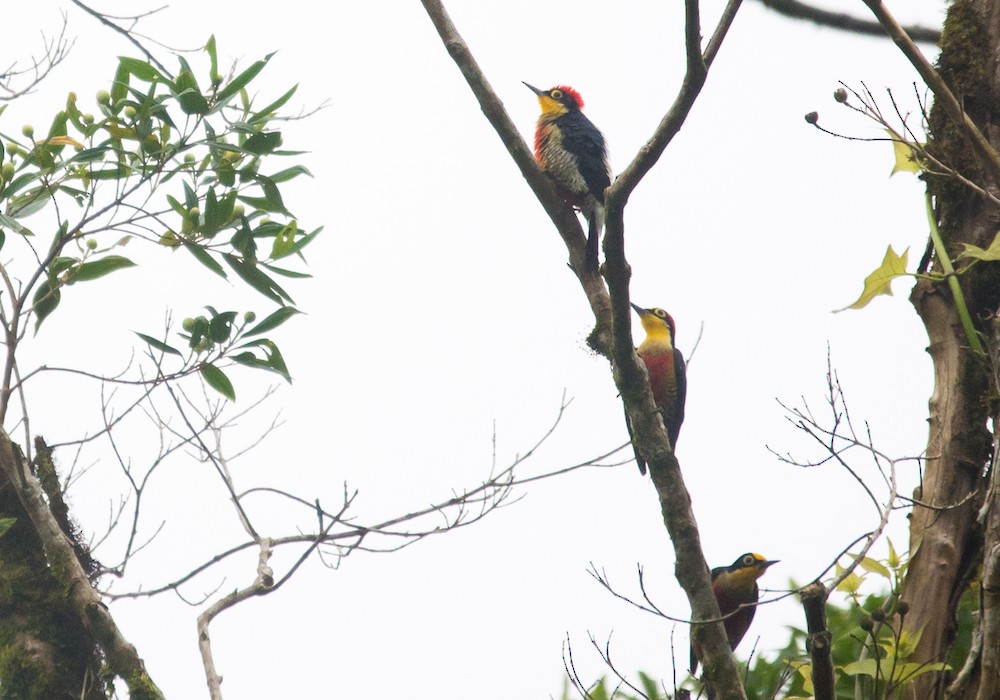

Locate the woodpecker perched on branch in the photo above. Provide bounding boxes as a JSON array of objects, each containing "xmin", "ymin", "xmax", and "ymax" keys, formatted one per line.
[
  {"xmin": 690, "ymin": 553, "xmax": 778, "ymax": 675},
  {"xmin": 627, "ymin": 304, "xmax": 686, "ymax": 475},
  {"xmin": 524, "ymin": 82, "xmax": 610, "ymax": 271}
]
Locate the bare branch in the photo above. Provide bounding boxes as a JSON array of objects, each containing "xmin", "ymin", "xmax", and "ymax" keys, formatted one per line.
[{"xmin": 754, "ymin": 0, "xmax": 940, "ymax": 44}]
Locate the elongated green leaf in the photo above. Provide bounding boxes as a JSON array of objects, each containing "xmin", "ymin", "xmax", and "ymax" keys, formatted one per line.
[
  {"xmin": 267, "ymin": 165, "xmax": 313, "ymax": 183},
  {"xmin": 835, "ymin": 245, "xmax": 909, "ymax": 313},
  {"xmin": 215, "ymin": 54, "xmax": 273, "ymax": 106},
  {"xmin": 8, "ymin": 188, "xmax": 50, "ymax": 219},
  {"xmin": 245, "ymin": 307, "xmax": 300, "ymax": 336},
  {"xmin": 0, "ymin": 517, "xmax": 15, "ymax": 537},
  {"xmin": 200, "ymin": 362, "xmax": 235, "ymax": 401},
  {"xmin": 73, "ymin": 255, "xmax": 136, "ymax": 281},
  {"xmin": 0, "ymin": 213, "xmax": 28, "ymax": 236},
  {"xmin": 250, "ymin": 84, "xmax": 298, "ymax": 124},
  {"xmin": 205, "ymin": 36, "xmax": 219, "ymax": 84},
  {"xmin": 32, "ymin": 279, "xmax": 61, "ymax": 332},
  {"xmin": 222, "ymin": 253, "xmax": 292, "ymax": 304},
  {"xmin": 118, "ymin": 56, "xmax": 163, "ymax": 83},
  {"xmin": 184, "ymin": 242, "xmax": 227, "ymax": 278},
  {"xmin": 135, "ymin": 332, "xmax": 182, "ymax": 356},
  {"xmin": 111, "ymin": 60, "xmax": 130, "ymax": 104}
]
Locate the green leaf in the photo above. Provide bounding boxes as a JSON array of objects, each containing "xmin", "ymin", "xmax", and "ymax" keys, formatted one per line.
[
  {"xmin": 215, "ymin": 54, "xmax": 273, "ymax": 106},
  {"xmin": 958, "ymin": 231, "xmax": 1000, "ymax": 262},
  {"xmin": 111, "ymin": 59, "xmax": 130, "ymax": 104},
  {"xmin": 135, "ymin": 332, "xmax": 182, "ymax": 356},
  {"xmin": 223, "ymin": 253, "xmax": 293, "ymax": 304},
  {"xmin": 205, "ymin": 36, "xmax": 219, "ymax": 85},
  {"xmin": 118, "ymin": 56, "xmax": 163, "ymax": 83},
  {"xmin": 245, "ymin": 307, "xmax": 300, "ymax": 337},
  {"xmin": 32, "ymin": 279, "xmax": 61, "ymax": 333},
  {"xmin": 242, "ymin": 131, "xmax": 282, "ymax": 155},
  {"xmin": 250, "ymin": 84, "xmax": 298, "ymax": 124},
  {"xmin": 0, "ymin": 213, "xmax": 28, "ymax": 236},
  {"xmin": 8, "ymin": 188, "xmax": 50, "ymax": 219},
  {"xmin": 835, "ymin": 245, "xmax": 909, "ymax": 312},
  {"xmin": 73, "ymin": 255, "xmax": 136, "ymax": 282},
  {"xmin": 0, "ymin": 517, "xmax": 14, "ymax": 537},
  {"xmin": 889, "ymin": 129, "xmax": 923, "ymax": 175},
  {"xmin": 268, "ymin": 165, "xmax": 313, "ymax": 183},
  {"xmin": 887, "ymin": 539, "xmax": 900, "ymax": 569},
  {"xmin": 174, "ymin": 66, "xmax": 209, "ymax": 115},
  {"xmin": 858, "ymin": 556, "xmax": 891, "ymax": 579},
  {"xmin": 836, "ymin": 569, "xmax": 864, "ymax": 594},
  {"xmin": 209, "ymin": 311, "xmax": 238, "ymax": 343},
  {"xmin": 200, "ymin": 362, "xmax": 235, "ymax": 401},
  {"xmin": 840, "ymin": 659, "xmax": 879, "ymax": 677},
  {"xmin": 184, "ymin": 242, "xmax": 228, "ymax": 278}
]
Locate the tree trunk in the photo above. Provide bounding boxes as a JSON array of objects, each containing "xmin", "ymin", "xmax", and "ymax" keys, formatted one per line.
[{"xmin": 902, "ymin": 2, "xmax": 1000, "ymax": 697}]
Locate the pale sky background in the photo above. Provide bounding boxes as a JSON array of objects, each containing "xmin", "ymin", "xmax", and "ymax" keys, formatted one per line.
[{"xmin": 6, "ymin": 1, "xmax": 945, "ymax": 698}]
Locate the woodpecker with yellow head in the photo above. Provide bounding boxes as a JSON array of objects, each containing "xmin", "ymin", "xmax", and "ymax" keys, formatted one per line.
[
  {"xmin": 627, "ymin": 304, "xmax": 686, "ymax": 475},
  {"xmin": 690, "ymin": 553, "xmax": 778, "ymax": 675},
  {"xmin": 524, "ymin": 82, "xmax": 611, "ymax": 271}
]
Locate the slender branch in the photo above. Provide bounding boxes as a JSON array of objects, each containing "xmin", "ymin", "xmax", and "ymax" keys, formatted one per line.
[
  {"xmin": 756, "ymin": 0, "xmax": 940, "ymax": 44},
  {"xmin": 861, "ymin": 0, "xmax": 1000, "ymax": 189}
]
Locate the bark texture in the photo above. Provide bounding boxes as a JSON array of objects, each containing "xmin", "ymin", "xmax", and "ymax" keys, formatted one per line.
[{"xmin": 902, "ymin": 2, "xmax": 1000, "ymax": 697}]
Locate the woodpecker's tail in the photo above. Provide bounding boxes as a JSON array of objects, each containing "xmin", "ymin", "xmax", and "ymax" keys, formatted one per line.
[{"xmin": 586, "ymin": 204, "xmax": 605, "ymax": 271}]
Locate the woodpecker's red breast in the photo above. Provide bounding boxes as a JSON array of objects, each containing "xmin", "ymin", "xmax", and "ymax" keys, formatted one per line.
[
  {"xmin": 627, "ymin": 303, "xmax": 686, "ymax": 475},
  {"xmin": 690, "ymin": 553, "xmax": 778, "ymax": 675},
  {"xmin": 524, "ymin": 82, "xmax": 610, "ymax": 270}
]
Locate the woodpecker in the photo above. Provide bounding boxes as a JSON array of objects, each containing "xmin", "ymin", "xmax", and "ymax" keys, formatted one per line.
[
  {"xmin": 690, "ymin": 553, "xmax": 779, "ymax": 675},
  {"xmin": 627, "ymin": 303, "xmax": 686, "ymax": 475},
  {"xmin": 524, "ymin": 82, "xmax": 610, "ymax": 271}
]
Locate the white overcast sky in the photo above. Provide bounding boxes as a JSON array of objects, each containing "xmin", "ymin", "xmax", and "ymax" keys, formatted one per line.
[{"xmin": 7, "ymin": 1, "xmax": 946, "ymax": 697}]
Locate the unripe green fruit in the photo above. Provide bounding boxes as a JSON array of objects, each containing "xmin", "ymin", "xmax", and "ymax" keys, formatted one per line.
[
  {"xmin": 182, "ymin": 318, "xmax": 197, "ymax": 332},
  {"xmin": 124, "ymin": 106, "xmax": 137, "ymax": 119},
  {"xmin": 97, "ymin": 89, "xmax": 111, "ymax": 104},
  {"xmin": 21, "ymin": 124, "xmax": 33, "ymax": 138},
  {"xmin": 1, "ymin": 163, "xmax": 14, "ymax": 182},
  {"xmin": 82, "ymin": 114, "xmax": 95, "ymax": 124},
  {"xmin": 244, "ymin": 311, "xmax": 256, "ymax": 324},
  {"xmin": 86, "ymin": 238, "xmax": 98, "ymax": 250},
  {"xmin": 184, "ymin": 153, "xmax": 196, "ymax": 164}
]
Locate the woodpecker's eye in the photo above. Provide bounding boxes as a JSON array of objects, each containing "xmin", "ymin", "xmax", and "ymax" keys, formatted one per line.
[
  {"xmin": 550, "ymin": 89, "xmax": 564, "ymax": 100},
  {"xmin": 742, "ymin": 554, "xmax": 756, "ymax": 567},
  {"xmin": 654, "ymin": 309, "xmax": 667, "ymax": 318}
]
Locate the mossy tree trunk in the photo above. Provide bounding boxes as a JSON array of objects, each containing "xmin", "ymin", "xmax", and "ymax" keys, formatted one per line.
[{"xmin": 900, "ymin": 1, "xmax": 1000, "ymax": 698}]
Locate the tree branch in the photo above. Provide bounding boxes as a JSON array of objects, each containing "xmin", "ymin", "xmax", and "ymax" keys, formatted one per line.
[
  {"xmin": 860, "ymin": 0, "xmax": 1000, "ymax": 190},
  {"xmin": 755, "ymin": 0, "xmax": 940, "ymax": 44},
  {"xmin": 800, "ymin": 582, "xmax": 836, "ymax": 700}
]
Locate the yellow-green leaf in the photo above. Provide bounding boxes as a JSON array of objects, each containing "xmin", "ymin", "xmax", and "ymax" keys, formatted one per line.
[
  {"xmin": 836, "ymin": 570, "xmax": 864, "ymax": 594},
  {"xmin": 841, "ymin": 659, "xmax": 879, "ymax": 677},
  {"xmin": 859, "ymin": 556, "xmax": 891, "ymax": 579},
  {"xmin": 958, "ymin": 231, "xmax": 1000, "ymax": 262},
  {"xmin": 889, "ymin": 130, "xmax": 923, "ymax": 175},
  {"xmin": 835, "ymin": 245, "xmax": 909, "ymax": 312}
]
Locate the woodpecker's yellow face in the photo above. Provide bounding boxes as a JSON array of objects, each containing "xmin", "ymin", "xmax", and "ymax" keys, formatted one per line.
[
  {"xmin": 716, "ymin": 553, "xmax": 778, "ymax": 588},
  {"xmin": 523, "ymin": 83, "xmax": 578, "ymax": 118},
  {"xmin": 631, "ymin": 304, "xmax": 676, "ymax": 346}
]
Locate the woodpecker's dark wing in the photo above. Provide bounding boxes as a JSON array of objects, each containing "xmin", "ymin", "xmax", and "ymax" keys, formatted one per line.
[
  {"xmin": 556, "ymin": 112, "xmax": 610, "ymax": 203},
  {"xmin": 666, "ymin": 349, "xmax": 687, "ymax": 448}
]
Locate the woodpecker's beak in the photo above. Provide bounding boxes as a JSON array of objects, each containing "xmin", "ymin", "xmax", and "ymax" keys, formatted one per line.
[
  {"xmin": 523, "ymin": 82, "xmax": 545, "ymax": 96},
  {"xmin": 761, "ymin": 560, "xmax": 779, "ymax": 569},
  {"xmin": 630, "ymin": 302, "xmax": 648, "ymax": 315}
]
